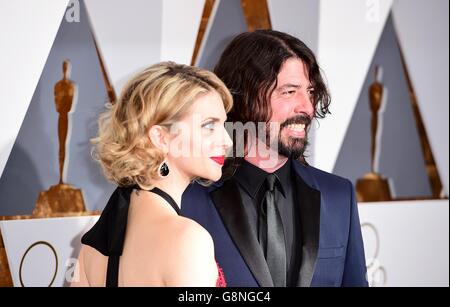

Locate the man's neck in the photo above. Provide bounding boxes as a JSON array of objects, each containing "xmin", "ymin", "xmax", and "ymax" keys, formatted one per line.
[{"xmin": 244, "ymin": 137, "xmax": 288, "ymax": 173}]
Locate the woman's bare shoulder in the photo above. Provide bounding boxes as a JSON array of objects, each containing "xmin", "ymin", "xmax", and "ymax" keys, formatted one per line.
[
  {"xmin": 128, "ymin": 214, "xmax": 218, "ymax": 286},
  {"xmin": 170, "ymin": 216, "xmax": 214, "ymax": 245},
  {"xmin": 158, "ymin": 216, "xmax": 218, "ymax": 286},
  {"xmin": 71, "ymin": 244, "xmax": 108, "ymax": 287}
]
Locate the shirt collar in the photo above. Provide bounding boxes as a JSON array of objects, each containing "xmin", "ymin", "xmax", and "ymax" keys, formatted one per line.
[{"xmin": 234, "ymin": 159, "xmax": 290, "ymax": 198}]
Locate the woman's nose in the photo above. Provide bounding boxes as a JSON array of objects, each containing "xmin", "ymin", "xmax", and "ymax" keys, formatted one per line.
[{"xmin": 223, "ymin": 127, "xmax": 233, "ymax": 149}]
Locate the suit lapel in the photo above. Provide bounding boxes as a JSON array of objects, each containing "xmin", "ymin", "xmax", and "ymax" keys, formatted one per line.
[
  {"xmin": 210, "ymin": 179, "xmax": 274, "ymax": 287},
  {"xmin": 293, "ymin": 163, "xmax": 321, "ymax": 287}
]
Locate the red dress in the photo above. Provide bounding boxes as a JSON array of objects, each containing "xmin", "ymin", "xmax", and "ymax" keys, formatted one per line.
[{"xmin": 216, "ymin": 262, "xmax": 227, "ymax": 287}]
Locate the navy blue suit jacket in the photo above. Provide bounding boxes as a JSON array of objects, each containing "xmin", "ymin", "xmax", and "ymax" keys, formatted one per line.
[{"xmin": 181, "ymin": 161, "xmax": 368, "ymax": 287}]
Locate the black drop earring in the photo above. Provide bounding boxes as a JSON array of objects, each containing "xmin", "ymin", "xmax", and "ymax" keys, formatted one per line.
[{"xmin": 159, "ymin": 161, "xmax": 169, "ymax": 177}]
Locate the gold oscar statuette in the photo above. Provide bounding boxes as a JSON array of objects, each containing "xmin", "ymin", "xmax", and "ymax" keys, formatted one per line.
[
  {"xmin": 356, "ymin": 66, "xmax": 392, "ymax": 202},
  {"xmin": 33, "ymin": 59, "xmax": 86, "ymax": 217},
  {"xmin": 1, "ymin": 60, "xmax": 100, "ymax": 287}
]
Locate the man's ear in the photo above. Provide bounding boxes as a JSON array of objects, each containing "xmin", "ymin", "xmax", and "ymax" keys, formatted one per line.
[{"xmin": 148, "ymin": 125, "xmax": 170, "ymax": 154}]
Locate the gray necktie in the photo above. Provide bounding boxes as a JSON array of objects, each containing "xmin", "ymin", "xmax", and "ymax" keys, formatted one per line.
[{"xmin": 260, "ymin": 174, "xmax": 287, "ymax": 287}]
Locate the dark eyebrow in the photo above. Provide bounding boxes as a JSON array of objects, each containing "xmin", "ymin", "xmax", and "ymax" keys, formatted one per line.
[{"xmin": 276, "ymin": 83, "xmax": 301, "ymax": 91}]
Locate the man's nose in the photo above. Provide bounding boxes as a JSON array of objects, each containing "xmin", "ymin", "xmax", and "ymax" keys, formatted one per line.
[{"xmin": 294, "ymin": 93, "xmax": 314, "ymax": 117}]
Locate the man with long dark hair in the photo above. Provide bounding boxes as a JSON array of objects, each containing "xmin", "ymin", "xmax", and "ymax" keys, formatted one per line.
[{"xmin": 182, "ymin": 30, "xmax": 368, "ymax": 287}]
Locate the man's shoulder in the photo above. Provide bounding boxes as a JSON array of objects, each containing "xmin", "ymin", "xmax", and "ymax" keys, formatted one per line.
[
  {"xmin": 294, "ymin": 163, "xmax": 355, "ymax": 211},
  {"xmin": 293, "ymin": 161, "xmax": 352, "ymax": 189}
]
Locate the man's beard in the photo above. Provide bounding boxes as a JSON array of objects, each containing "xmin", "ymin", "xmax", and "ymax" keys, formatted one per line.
[{"xmin": 267, "ymin": 114, "xmax": 311, "ymax": 160}]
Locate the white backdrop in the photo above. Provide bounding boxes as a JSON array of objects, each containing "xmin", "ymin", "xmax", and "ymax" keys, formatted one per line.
[
  {"xmin": 359, "ymin": 200, "xmax": 449, "ymax": 287},
  {"xmin": 0, "ymin": 0, "xmax": 69, "ymax": 178},
  {"xmin": 316, "ymin": 0, "xmax": 393, "ymax": 172},
  {"xmin": 0, "ymin": 216, "xmax": 99, "ymax": 287}
]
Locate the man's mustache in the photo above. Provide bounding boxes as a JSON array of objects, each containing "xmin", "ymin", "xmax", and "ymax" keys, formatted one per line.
[{"xmin": 280, "ymin": 113, "xmax": 312, "ymax": 130}]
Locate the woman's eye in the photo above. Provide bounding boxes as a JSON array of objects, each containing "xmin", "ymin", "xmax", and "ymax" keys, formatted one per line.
[{"xmin": 202, "ymin": 122, "xmax": 215, "ymax": 130}]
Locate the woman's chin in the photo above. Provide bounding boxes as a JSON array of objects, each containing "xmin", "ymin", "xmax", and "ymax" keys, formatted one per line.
[{"xmin": 204, "ymin": 170, "xmax": 222, "ymax": 183}]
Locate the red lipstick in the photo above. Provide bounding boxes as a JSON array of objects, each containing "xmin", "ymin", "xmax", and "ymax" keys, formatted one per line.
[{"xmin": 210, "ymin": 156, "xmax": 225, "ymax": 165}]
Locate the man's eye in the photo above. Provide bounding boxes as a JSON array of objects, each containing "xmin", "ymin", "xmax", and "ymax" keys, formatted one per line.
[{"xmin": 282, "ymin": 90, "xmax": 295, "ymax": 96}]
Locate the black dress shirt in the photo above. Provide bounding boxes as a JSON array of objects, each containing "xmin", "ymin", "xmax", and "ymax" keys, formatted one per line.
[{"xmin": 233, "ymin": 159, "xmax": 302, "ymax": 286}]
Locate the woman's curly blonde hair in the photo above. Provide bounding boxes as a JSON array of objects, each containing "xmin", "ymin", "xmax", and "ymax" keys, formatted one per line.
[{"xmin": 91, "ymin": 61, "xmax": 233, "ymax": 190}]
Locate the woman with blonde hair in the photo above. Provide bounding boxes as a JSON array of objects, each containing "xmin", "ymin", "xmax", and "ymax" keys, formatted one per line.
[{"xmin": 71, "ymin": 62, "xmax": 232, "ymax": 287}]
